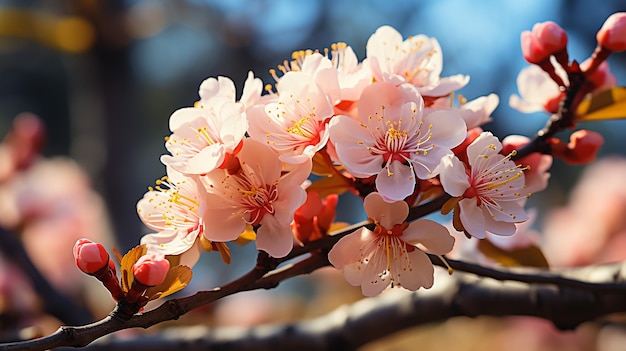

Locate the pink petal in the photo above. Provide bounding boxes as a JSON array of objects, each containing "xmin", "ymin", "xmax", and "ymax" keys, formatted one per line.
[
  {"xmin": 256, "ymin": 215, "xmax": 295, "ymax": 258},
  {"xmin": 402, "ymin": 219, "xmax": 455, "ymax": 255},
  {"xmin": 202, "ymin": 205, "xmax": 246, "ymax": 242},
  {"xmin": 466, "ymin": 132, "xmax": 501, "ymax": 167},
  {"xmin": 397, "ymin": 250, "xmax": 435, "ymax": 290},
  {"xmin": 459, "ymin": 199, "xmax": 487, "ymax": 239},
  {"xmin": 140, "ymin": 231, "xmax": 196, "ymax": 256},
  {"xmin": 438, "ymin": 155, "xmax": 470, "ymax": 197},
  {"xmin": 185, "ymin": 144, "xmax": 225, "ymax": 174},
  {"xmin": 363, "ymin": 192, "xmax": 409, "ymax": 228},
  {"xmin": 375, "ymin": 161, "xmax": 415, "ymax": 202}
]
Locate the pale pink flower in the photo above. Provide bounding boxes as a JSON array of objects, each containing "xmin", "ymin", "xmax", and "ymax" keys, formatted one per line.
[
  {"xmin": 427, "ymin": 93, "xmax": 499, "ymax": 130},
  {"xmin": 509, "ymin": 58, "xmax": 566, "ymax": 114},
  {"xmin": 502, "ymin": 134, "xmax": 552, "ymax": 193},
  {"xmin": 199, "ymin": 139, "xmax": 310, "ymax": 258},
  {"xmin": 366, "ymin": 25, "xmax": 469, "ymax": 97},
  {"xmin": 325, "ymin": 42, "xmax": 373, "ymax": 102},
  {"xmin": 137, "ymin": 167, "xmax": 204, "ymax": 259},
  {"xmin": 247, "ymin": 71, "xmax": 334, "ymax": 164},
  {"xmin": 329, "ymin": 82, "xmax": 466, "ymax": 201},
  {"xmin": 328, "ymin": 192, "xmax": 454, "ymax": 296},
  {"xmin": 439, "ymin": 132, "xmax": 530, "ymax": 238},
  {"xmin": 160, "ymin": 101, "xmax": 247, "ymax": 175}
]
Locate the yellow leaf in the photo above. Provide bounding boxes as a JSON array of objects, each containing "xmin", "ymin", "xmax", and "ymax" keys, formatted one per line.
[
  {"xmin": 311, "ymin": 152, "xmax": 335, "ymax": 176},
  {"xmin": 576, "ymin": 86, "xmax": 626, "ymax": 122},
  {"xmin": 145, "ymin": 265, "xmax": 193, "ymax": 301},
  {"xmin": 307, "ymin": 175, "xmax": 352, "ymax": 198},
  {"xmin": 477, "ymin": 238, "xmax": 549, "ymax": 268},
  {"xmin": 120, "ymin": 244, "xmax": 147, "ymax": 292}
]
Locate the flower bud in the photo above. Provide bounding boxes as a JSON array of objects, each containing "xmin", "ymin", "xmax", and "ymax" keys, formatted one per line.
[
  {"xmin": 549, "ymin": 130, "xmax": 604, "ymax": 165},
  {"xmin": 532, "ymin": 21, "xmax": 568, "ymax": 54},
  {"xmin": 597, "ymin": 12, "xmax": 626, "ymax": 52},
  {"xmin": 132, "ymin": 254, "xmax": 170, "ymax": 287},
  {"xmin": 73, "ymin": 238, "xmax": 110, "ymax": 274},
  {"xmin": 521, "ymin": 30, "xmax": 550, "ymax": 64}
]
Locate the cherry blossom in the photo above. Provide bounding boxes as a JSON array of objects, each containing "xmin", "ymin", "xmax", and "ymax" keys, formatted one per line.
[
  {"xmin": 247, "ymin": 71, "xmax": 334, "ymax": 164},
  {"xmin": 137, "ymin": 167, "xmax": 206, "ymax": 261},
  {"xmin": 329, "ymin": 81, "xmax": 466, "ymax": 201},
  {"xmin": 199, "ymin": 138, "xmax": 310, "ymax": 258},
  {"xmin": 509, "ymin": 58, "xmax": 566, "ymax": 114},
  {"xmin": 502, "ymin": 134, "xmax": 553, "ymax": 193},
  {"xmin": 365, "ymin": 25, "xmax": 468, "ymax": 97},
  {"xmin": 439, "ymin": 131, "xmax": 530, "ymax": 238},
  {"xmin": 160, "ymin": 101, "xmax": 247, "ymax": 175},
  {"xmin": 427, "ymin": 93, "xmax": 499, "ymax": 130},
  {"xmin": 328, "ymin": 192, "xmax": 454, "ymax": 296}
]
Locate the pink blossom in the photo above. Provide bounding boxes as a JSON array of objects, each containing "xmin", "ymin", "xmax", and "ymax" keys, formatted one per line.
[
  {"xmin": 137, "ymin": 167, "xmax": 205, "ymax": 259},
  {"xmin": 161, "ymin": 101, "xmax": 247, "ymax": 175},
  {"xmin": 328, "ymin": 192, "xmax": 454, "ymax": 296},
  {"xmin": 509, "ymin": 59, "xmax": 566, "ymax": 114},
  {"xmin": 427, "ymin": 93, "xmax": 499, "ymax": 130},
  {"xmin": 247, "ymin": 71, "xmax": 334, "ymax": 164},
  {"xmin": 502, "ymin": 135, "xmax": 552, "ymax": 193},
  {"xmin": 329, "ymin": 82, "xmax": 466, "ymax": 201},
  {"xmin": 439, "ymin": 132, "xmax": 529, "ymax": 238},
  {"xmin": 199, "ymin": 139, "xmax": 310, "ymax": 258},
  {"xmin": 366, "ymin": 25, "xmax": 468, "ymax": 97}
]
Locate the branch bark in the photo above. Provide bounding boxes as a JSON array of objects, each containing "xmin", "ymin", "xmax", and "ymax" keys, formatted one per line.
[{"xmin": 53, "ymin": 261, "xmax": 626, "ymax": 351}]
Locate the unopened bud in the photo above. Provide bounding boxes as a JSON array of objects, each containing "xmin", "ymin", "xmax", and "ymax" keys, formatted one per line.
[
  {"xmin": 521, "ymin": 31, "xmax": 550, "ymax": 64},
  {"xmin": 73, "ymin": 238, "xmax": 109, "ymax": 274},
  {"xmin": 597, "ymin": 12, "xmax": 626, "ymax": 52},
  {"xmin": 549, "ymin": 130, "xmax": 604, "ymax": 165},
  {"xmin": 532, "ymin": 21, "xmax": 568, "ymax": 54},
  {"xmin": 132, "ymin": 254, "xmax": 170, "ymax": 287}
]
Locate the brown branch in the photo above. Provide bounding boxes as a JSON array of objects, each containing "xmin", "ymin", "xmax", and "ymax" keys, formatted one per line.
[{"xmin": 51, "ymin": 261, "xmax": 626, "ymax": 351}]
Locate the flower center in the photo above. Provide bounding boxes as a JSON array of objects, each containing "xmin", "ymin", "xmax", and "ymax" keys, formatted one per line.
[{"xmin": 239, "ymin": 183, "xmax": 279, "ymax": 226}]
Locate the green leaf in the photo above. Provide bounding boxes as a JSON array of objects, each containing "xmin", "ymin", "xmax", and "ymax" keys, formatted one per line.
[
  {"xmin": 576, "ymin": 86, "xmax": 626, "ymax": 122},
  {"xmin": 477, "ymin": 238, "xmax": 549, "ymax": 268}
]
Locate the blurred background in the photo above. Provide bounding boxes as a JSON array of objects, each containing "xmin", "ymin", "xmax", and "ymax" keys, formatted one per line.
[{"xmin": 1, "ymin": 0, "xmax": 626, "ymax": 350}]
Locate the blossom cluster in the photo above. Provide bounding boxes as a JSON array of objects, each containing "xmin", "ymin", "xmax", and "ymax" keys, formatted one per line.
[{"xmin": 132, "ymin": 14, "xmax": 624, "ymax": 297}]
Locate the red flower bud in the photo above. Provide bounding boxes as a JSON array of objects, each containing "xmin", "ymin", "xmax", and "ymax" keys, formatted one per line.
[
  {"xmin": 73, "ymin": 238, "xmax": 110, "ymax": 274},
  {"xmin": 532, "ymin": 21, "xmax": 568, "ymax": 54},
  {"xmin": 549, "ymin": 130, "xmax": 604, "ymax": 165},
  {"xmin": 132, "ymin": 254, "xmax": 170, "ymax": 287},
  {"xmin": 597, "ymin": 12, "xmax": 626, "ymax": 52},
  {"xmin": 521, "ymin": 30, "xmax": 550, "ymax": 64}
]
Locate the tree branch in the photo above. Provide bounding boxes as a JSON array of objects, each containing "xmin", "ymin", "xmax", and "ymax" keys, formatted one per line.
[{"xmin": 53, "ymin": 261, "xmax": 626, "ymax": 351}]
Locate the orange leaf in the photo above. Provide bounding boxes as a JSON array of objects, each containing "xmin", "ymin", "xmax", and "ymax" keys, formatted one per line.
[
  {"xmin": 120, "ymin": 244, "xmax": 147, "ymax": 292},
  {"xmin": 145, "ymin": 265, "xmax": 193, "ymax": 301},
  {"xmin": 576, "ymin": 86, "xmax": 626, "ymax": 122},
  {"xmin": 477, "ymin": 238, "xmax": 549, "ymax": 268},
  {"xmin": 307, "ymin": 175, "xmax": 352, "ymax": 198}
]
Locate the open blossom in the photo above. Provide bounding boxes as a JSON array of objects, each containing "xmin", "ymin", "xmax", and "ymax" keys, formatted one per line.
[
  {"xmin": 439, "ymin": 132, "xmax": 530, "ymax": 238},
  {"xmin": 199, "ymin": 138, "xmax": 310, "ymax": 258},
  {"xmin": 502, "ymin": 135, "xmax": 552, "ymax": 193},
  {"xmin": 427, "ymin": 93, "xmax": 499, "ymax": 130},
  {"xmin": 329, "ymin": 81, "xmax": 466, "ymax": 201},
  {"xmin": 328, "ymin": 192, "xmax": 454, "ymax": 296},
  {"xmin": 137, "ymin": 167, "xmax": 205, "ymax": 260},
  {"xmin": 366, "ymin": 25, "xmax": 468, "ymax": 97},
  {"xmin": 161, "ymin": 100, "xmax": 247, "ymax": 175},
  {"xmin": 247, "ymin": 71, "xmax": 334, "ymax": 164},
  {"xmin": 509, "ymin": 58, "xmax": 566, "ymax": 114}
]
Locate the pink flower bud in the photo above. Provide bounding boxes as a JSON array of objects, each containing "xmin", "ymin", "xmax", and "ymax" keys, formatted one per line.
[
  {"xmin": 549, "ymin": 130, "xmax": 604, "ymax": 165},
  {"xmin": 73, "ymin": 238, "xmax": 110, "ymax": 274},
  {"xmin": 521, "ymin": 30, "xmax": 550, "ymax": 64},
  {"xmin": 532, "ymin": 21, "xmax": 568, "ymax": 54},
  {"xmin": 132, "ymin": 254, "xmax": 170, "ymax": 287},
  {"xmin": 597, "ymin": 12, "xmax": 626, "ymax": 52}
]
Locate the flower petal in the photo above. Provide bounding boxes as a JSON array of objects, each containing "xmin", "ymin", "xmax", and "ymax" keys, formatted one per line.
[
  {"xmin": 375, "ymin": 161, "xmax": 415, "ymax": 202},
  {"xmin": 363, "ymin": 192, "xmax": 409, "ymax": 228},
  {"xmin": 402, "ymin": 219, "xmax": 455, "ymax": 255}
]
